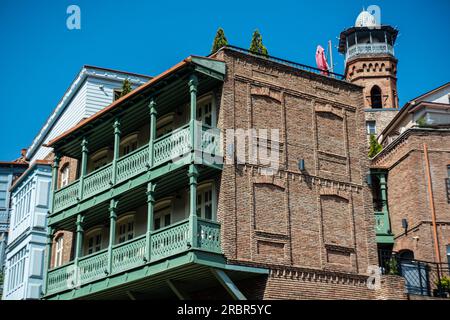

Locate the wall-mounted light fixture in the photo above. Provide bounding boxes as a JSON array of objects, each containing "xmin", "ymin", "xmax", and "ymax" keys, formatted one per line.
[{"xmin": 402, "ymin": 218, "xmax": 408, "ymax": 234}]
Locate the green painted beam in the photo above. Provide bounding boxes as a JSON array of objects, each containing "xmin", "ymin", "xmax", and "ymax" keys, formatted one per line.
[{"xmin": 210, "ymin": 268, "xmax": 247, "ymax": 301}]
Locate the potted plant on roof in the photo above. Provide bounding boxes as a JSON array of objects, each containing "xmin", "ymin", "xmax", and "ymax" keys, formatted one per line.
[{"xmin": 434, "ymin": 276, "xmax": 450, "ymax": 298}]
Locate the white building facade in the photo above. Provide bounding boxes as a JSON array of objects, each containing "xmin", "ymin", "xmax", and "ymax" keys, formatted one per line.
[{"xmin": 2, "ymin": 66, "xmax": 151, "ymax": 299}]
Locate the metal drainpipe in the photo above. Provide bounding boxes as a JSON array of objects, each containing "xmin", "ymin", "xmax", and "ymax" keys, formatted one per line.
[{"xmin": 423, "ymin": 143, "xmax": 442, "ymax": 265}]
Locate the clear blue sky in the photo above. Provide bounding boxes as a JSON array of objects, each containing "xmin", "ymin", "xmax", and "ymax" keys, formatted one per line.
[{"xmin": 0, "ymin": 0, "xmax": 449, "ymax": 160}]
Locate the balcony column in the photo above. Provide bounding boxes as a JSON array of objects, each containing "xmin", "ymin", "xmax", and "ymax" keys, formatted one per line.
[
  {"xmin": 74, "ymin": 214, "xmax": 84, "ymax": 272},
  {"xmin": 379, "ymin": 173, "xmax": 388, "ymax": 213},
  {"xmin": 145, "ymin": 182, "xmax": 156, "ymax": 262},
  {"xmin": 148, "ymin": 99, "xmax": 157, "ymax": 168},
  {"xmin": 42, "ymin": 226, "xmax": 55, "ymax": 295},
  {"xmin": 189, "ymin": 74, "xmax": 198, "ymax": 159},
  {"xmin": 112, "ymin": 118, "xmax": 121, "ymax": 185},
  {"xmin": 188, "ymin": 164, "xmax": 199, "ymax": 248},
  {"xmin": 107, "ymin": 199, "xmax": 118, "ymax": 274},
  {"xmin": 49, "ymin": 153, "xmax": 61, "ymax": 214},
  {"xmin": 78, "ymin": 137, "xmax": 89, "ymax": 200}
]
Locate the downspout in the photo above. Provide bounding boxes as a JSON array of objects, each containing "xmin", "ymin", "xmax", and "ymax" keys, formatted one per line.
[{"xmin": 423, "ymin": 143, "xmax": 441, "ymax": 264}]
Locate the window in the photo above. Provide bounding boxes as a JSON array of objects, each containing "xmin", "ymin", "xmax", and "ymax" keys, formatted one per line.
[
  {"xmin": 447, "ymin": 245, "xmax": 450, "ymax": 270},
  {"xmin": 90, "ymin": 148, "xmax": 109, "ymax": 172},
  {"xmin": 196, "ymin": 183, "xmax": 214, "ymax": 220},
  {"xmin": 117, "ymin": 214, "xmax": 135, "ymax": 243},
  {"xmin": 197, "ymin": 97, "xmax": 214, "ymax": 127},
  {"xmin": 6, "ymin": 246, "xmax": 26, "ymax": 293},
  {"xmin": 60, "ymin": 165, "xmax": 70, "ymax": 188},
  {"xmin": 370, "ymin": 85, "xmax": 382, "ymax": 109},
  {"xmin": 156, "ymin": 114, "xmax": 175, "ymax": 138},
  {"xmin": 0, "ymin": 181, "xmax": 7, "ymax": 208},
  {"xmin": 86, "ymin": 229, "xmax": 102, "ymax": 255},
  {"xmin": 366, "ymin": 121, "xmax": 376, "ymax": 135},
  {"xmin": 446, "ymin": 165, "xmax": 450, "ymax": 203},
  {"xmin": 154, "ymin": 200, "xmax": 172, "ymax": 230},
  {"xmin": 120, "ymin": 133, "xmax": 138, "ymax": 156},
  {"xmin": 54, "ymin": 236, "xmax": 64, "ymax": 267}
]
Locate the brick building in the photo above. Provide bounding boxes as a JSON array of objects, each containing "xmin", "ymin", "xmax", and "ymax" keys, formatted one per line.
[
  {"xmin": 42, "ymin": 46, "xmax": 405, "ymax": 300},
  {"xmin": 372, "ymin": 82, "xmax": 450, "ymax": 264}
]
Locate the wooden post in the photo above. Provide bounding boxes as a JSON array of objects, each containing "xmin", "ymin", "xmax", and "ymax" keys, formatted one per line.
[
  {"xmin": 112, "ymin": 118, "xmax": 121, "ymax": 185},
  {"xmin": 189, "ymin": 74, "xmax": 198, "ymax": 160},
  {"xmin": 148, "ymin": 99, "xmax": 157, "ymax": 168},
  {"xmin": 49, "ymin": 153, "xmax": 61, "ymax": 214},
  {"xmin": 78, "ymin": 137, "xmax": 89, "ymax": 200},
  {"xmin": 188, "ymin": 164, "xmax": 199, "ymax": 248},
  {"xmin": 107, "ymin": 199, "xmax": 118, "ymax": 274},
  {"xmin": 42, "ymin": 226, "xmax": 55, "ymax": 295},
  {"xmin": 74, "ymin": 214, "xmax": 84, "ymax": 272},
  {"xmin": 145, "ymin": 182, "xmax": 156, "ymax": 262}
]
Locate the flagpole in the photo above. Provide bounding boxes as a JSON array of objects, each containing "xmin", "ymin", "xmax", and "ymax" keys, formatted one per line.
[{"xmin": 328, "ymin": 40, "xmax": 334, "ymax": 74}]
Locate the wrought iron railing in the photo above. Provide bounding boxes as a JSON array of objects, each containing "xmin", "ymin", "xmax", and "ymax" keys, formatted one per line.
[
  {"xmin": 52, "ymin": 125, "xmax": 221, "ymax": 214},
  {"xmin": 346, "ymin": 43, "xmax": 394, "ymax": 61},
  {"xmin": 223, "ymin": 45, "xmax": 346, "ymax": 80},
  {"xmin": 46, "ymin": 219, "xmax": 222, "ymax": 295},
  {"xmin": 378, "ymin": 250, "xmax": 450, "ymax": 298}
]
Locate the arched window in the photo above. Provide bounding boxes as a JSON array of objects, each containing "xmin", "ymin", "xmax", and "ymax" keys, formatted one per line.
[
  {"xmin": 120, "ymin": 133, "xmax": 138, "ymax": 156},
  {"xmin": 85, "ymin": 227, "xmax": 103, "ymax": 255},
  {"xmin": 197, "ymin": 95, "xmax": 215, "ymax": 127},
  {"xmin": 156, "ymin": 113, "xmax": 175, "ymax": 138},
  {"xmin": 60, "ymin": 164, "xmax": 70, "ymax": 188},
  {"xmin": 117, "ymin": 213, "xmax": 135, "ymax": 243},
  {"xmin": 54, "ymin": 235, "xmax": 64, "ymax": 267},
  {"xmin": 196, "ymin": 182, "xmax": 215, "ymax": 221},
  {"xmin": 398, "ymin": 249, "xmax": 414, "ymax": 261},
  {"xmin": 90, "ymin": 148, "xmax": 109, "ymax": 172},
  {"xmin": 370, "ymin": 86, "xmax": 383, "ymax": 109},
  {"xmin": 154, "ymin": 198, "xmax": 173, "ymax": 230}
]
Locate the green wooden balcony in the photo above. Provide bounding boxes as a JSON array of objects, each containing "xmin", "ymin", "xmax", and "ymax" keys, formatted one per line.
[
  {"xmin": 52, "ymin": 124, "xmax": 221, "ymax": 214},
  {"xmin": 374, "ymin": 211, "xmax": 394, "ymax": 244},
  {"xmin": 46, "ymin": 218, "xmax": 221, "ymax": 296}
]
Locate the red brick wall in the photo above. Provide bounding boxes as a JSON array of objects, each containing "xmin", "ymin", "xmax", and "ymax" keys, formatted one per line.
[{"xmin": 212, "ymin": 49, "xmax": 402, "ymax": 299}]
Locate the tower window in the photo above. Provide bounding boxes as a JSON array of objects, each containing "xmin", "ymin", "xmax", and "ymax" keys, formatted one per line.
[
  {"xmin": 366, "ymin": 121, "xmax": 376, "ymax": 135},
  {"xmin": 370, "ymin": 86, "xmax": 383, "ymax": 109}
]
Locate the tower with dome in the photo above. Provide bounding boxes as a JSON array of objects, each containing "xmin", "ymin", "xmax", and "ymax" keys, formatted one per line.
[{"xmin": 339, "ymin": 10, "xmax": 400, "ymax": 141}]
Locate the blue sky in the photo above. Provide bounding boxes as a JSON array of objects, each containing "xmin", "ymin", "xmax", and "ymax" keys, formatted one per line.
[{"xmin": 0, "ymin": 0, "xmax": 449, "ymax": 160}]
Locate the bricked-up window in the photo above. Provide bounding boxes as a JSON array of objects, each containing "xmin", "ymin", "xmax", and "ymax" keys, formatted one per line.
[
  {"xmin": 370, "ymin": 85, "xmax": 382, "ymax": 109},
  {"xmin": 446, "ymin": 165, "xmax": 450, "ymax": 203},
  {"xmin": 366, "ymin": 121, "xmax": 376, "ymax": 135}
]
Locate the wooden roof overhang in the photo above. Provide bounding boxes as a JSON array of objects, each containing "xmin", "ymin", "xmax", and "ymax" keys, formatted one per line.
[{"xmin": 46, "ymin": 56, "xmax": 226, "ymax": 160}]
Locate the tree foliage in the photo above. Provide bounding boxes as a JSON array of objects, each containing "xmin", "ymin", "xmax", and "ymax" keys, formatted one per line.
[
  {"xmin": 119, "ymin": 78, "xmax": 132, "ymax": 98},
  {"xmin": 368, "ymin": 134, "xmax": 383, "ymax": 158},
  {"xmin": 211, "ymin": 28, "xmax": 228, "ymax": 53},
  {"xmin": 249, "ymin": 29, "xmax": 268, "ymax": 56}
]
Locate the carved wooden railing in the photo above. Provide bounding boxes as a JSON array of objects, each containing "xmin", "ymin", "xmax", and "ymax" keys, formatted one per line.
[
  {"xmin": 52, "ymin": 124, "xmax": 222, "ymax": 214},
  {"xmin": 53, "ymin": 181, "xmax": 80, "ymax": 212},
  {"xmin": 116, "ymin": 145, "xmax": 149, "ymax": 183},
  {"xmin": 153, "ymin": 125, "xmax": 191, "ymax": 167},
  {"xmin": 112, "ymin": 235, "xmax": 146, "ymax": 274},
  {"xmin": 83, "ymin": 164, "xmax": 113, "ymax": 199},
  {"xmin": 46, "ymin": 219, "xmax": 222, "ymax": 295}
]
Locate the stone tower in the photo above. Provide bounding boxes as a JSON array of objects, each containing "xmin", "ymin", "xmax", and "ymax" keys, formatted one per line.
[{"xmin": 338, "ymin": 10, "xmax": 399, "ymax": 140}]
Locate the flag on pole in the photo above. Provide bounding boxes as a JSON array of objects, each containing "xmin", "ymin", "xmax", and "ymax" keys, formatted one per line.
[{"xmin": 315, "ymin": 45, "xmax": 329, "ymax": 75}]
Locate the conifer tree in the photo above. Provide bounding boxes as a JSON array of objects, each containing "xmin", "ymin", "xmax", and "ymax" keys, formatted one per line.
[
  {"xmin": 249, "ymin": 29, "xmax": 268, "ymax": 56},
  {"xmin": 368, "ymin": 134, "xmax": 383, "ymax": 158},
  {"xmin": 119, "ymin": 78, "xmax": 132, "ymax": 98},
  {"xmin": 211, "ymin": 28, "xmax": 228, "ymax": 53}
]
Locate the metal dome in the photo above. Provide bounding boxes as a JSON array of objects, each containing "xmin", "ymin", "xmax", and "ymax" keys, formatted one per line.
[{"xmin": 355, "ymin": 10, "xmax": 378, "ymax": 27}]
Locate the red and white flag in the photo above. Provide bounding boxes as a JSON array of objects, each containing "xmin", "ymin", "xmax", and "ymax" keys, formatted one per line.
[{"xmin": 315, "ymin": 45, "xmax": 329, "ymax": 75}]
